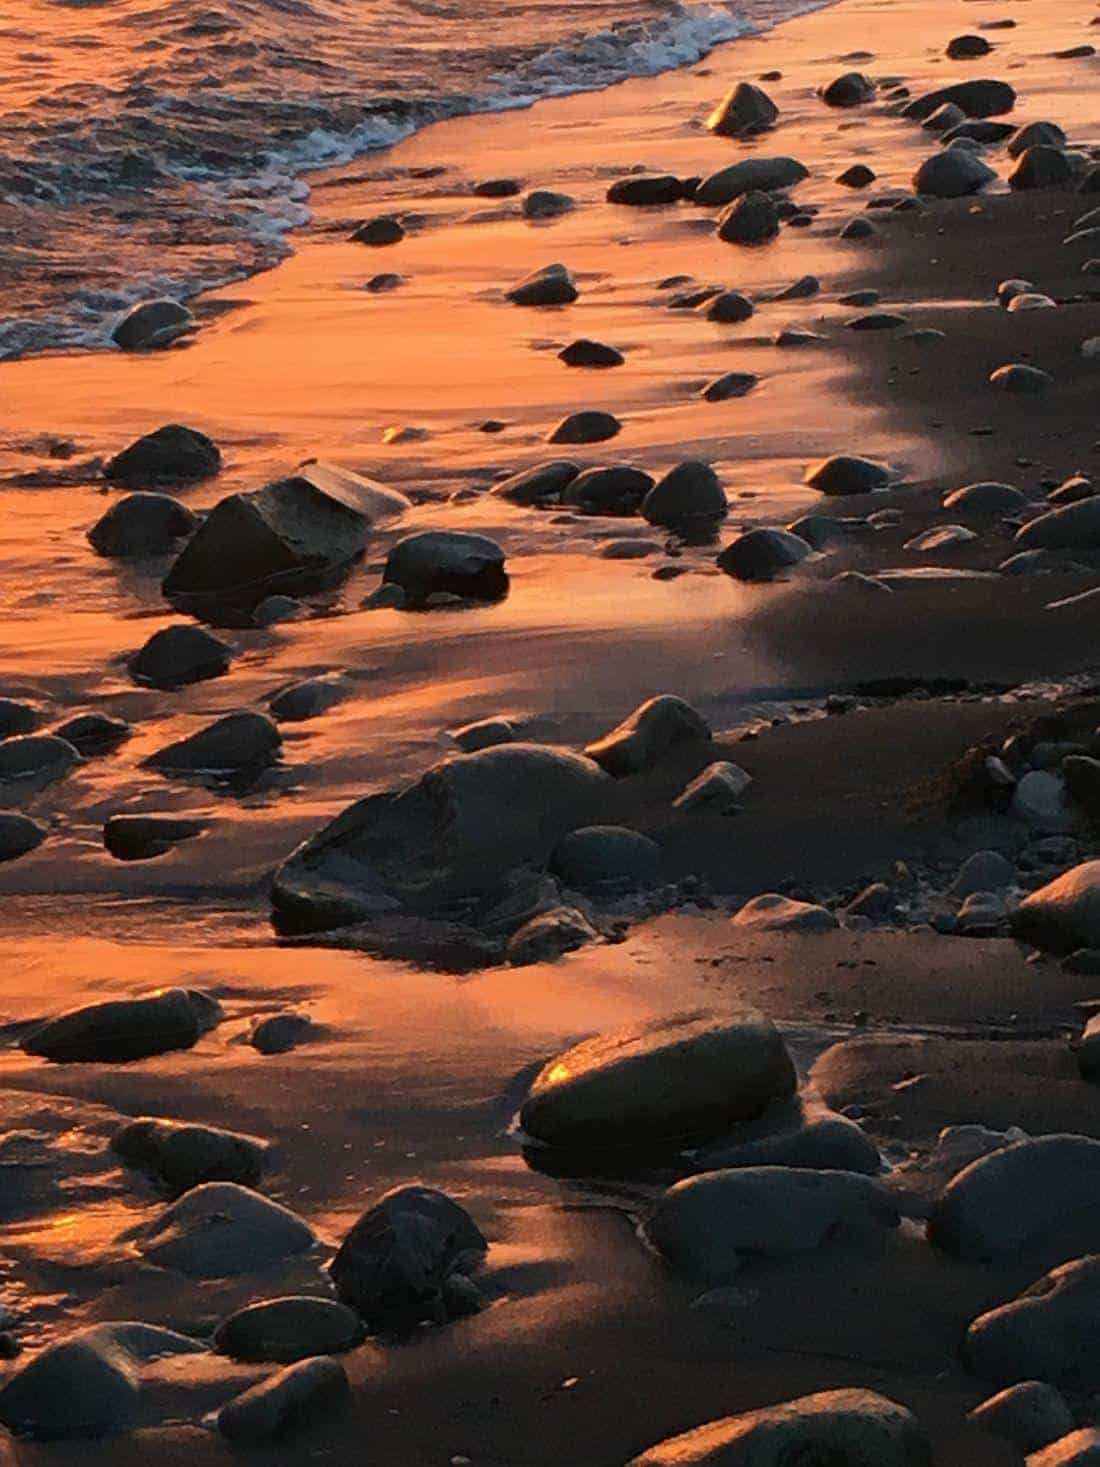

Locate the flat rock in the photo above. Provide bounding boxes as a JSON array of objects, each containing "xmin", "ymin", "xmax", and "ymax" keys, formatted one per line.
[
  {"xmin": 137, "ymin": 1181, "xmax": 315, "ymax": 1277},
  {"xmin": 904, "ymin": 79, "xmax": 1017, "ymax": 120},
  {"xmin": 606, "ymin": 174, "xmax": 683, "ymax": 206},
  {"xmin": 733, "ymin": 893, "xmax": 838, "ymax": 932},
  {"xmin": 1017, "ymin": 498, "xmax": 1100, "ymax": 551},
  {"xmin": 103, "ymin": 424, "xmax": 219, "ymax": 487},
  {"xmin": 584, "ymin": 695, "xmax": 710, "ymax": 776},
  {"xmin": 693, "ymin": 1113, "xmax": 882, "ymax": 1176},
  {"xmin": 991, "ymin": 364, "xmax": 1053, "ymax": 393},
  {"xmin": 215, "ymin": 1298, "xmax": 363, "ymax": 1363},
  {"xmin": 112, "ymin": 1116, "xmax": 267, "ymax": 1192},
  {"xmin": 145, "ymin": 712, "xmax": 281, "ymax": 776},
  {"xmin": 88, "ymin": 492, "xmax": 198, "ymax": 557},
  {"xmin": 23, "ymin": 987, "xmax": 202, "ymax": 1063},
  {"xmin": 703, "ymin": 370, "xmax": 758, "ymax": 402},
  {"xmin": 217, "ymin": 1356, "xmax": 348, "ymax": 1443}
]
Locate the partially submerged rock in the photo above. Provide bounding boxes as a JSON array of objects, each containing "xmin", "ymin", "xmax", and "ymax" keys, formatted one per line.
[
  {"xmin": 104, "ymin": 814, "xmax": 207, "ymax": 862},
  {"xmin": 904, "ymin": 79, "xmax": 1017, "ymax": 120},
  {"xmin": 584, "ymin": 695, "xmax": 710, "ymax": 776},
  {"xmin": 137, "ymin": 1181, "xmax": 315, "ymax": 1277},
  {"xmin": 23, "ymin": 988, "xmax": 203, "ymax": 1064},
  {"xmin": 103, "ymin": 424, "xmax": 220, "ymax": 488},
  {"xmin": 507, "ymin": 263, "xmax": 577, "ymax": 306},
  {"xmin": 111, "ymin": 300, "xmax": 195, "ymax": 352}
]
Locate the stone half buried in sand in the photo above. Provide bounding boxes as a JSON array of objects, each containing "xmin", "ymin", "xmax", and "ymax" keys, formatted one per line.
[
  {"xmin": 271, "ymin": 742, "xmax": 610, "ymax": 933},
  {"xmin": 717, "ymin": 527, "xmax": 812, "ymax": 581},
  {"xmin": 965, "ymin": 1254, "xmax": 1100, "ymax": 1387},
  {"xmin": 382, "ymin": 530, "xmax": 507, "ymax": 604},
  {"xmin": 214, "ymin": 1296, "xmax": 365, "ymax": 1363},
  {"xmin": 162, "ymin": 461, "xmax": 410, "ymax": 614},
  {"xmin": 217, "ymin": 1355, "xmax": 349, "ymax": 1444},
  {"xmin": 641, "ymin": 1166, "xmax": 900, "ymax": 1282},
  {"xmin": 136, "ymin": 1181, "xmax": 316, "ymax": 1277},
  {"xmin": 145, "ymin": 711, "xmax": 281, "ymax": 778},
  {"xmin": 518, "ymin": 1010, "xmax": 797, "ymax": 1157},
  {"xmin": 1011, "ymin": 862, "xmax": 1100, "ymax": 952},
  {"xmin": 111, "ymin": 1116, "xmax": 269, "ymax": 1193},
  {"xmin": 328, "ymin": 1183, "xmax": 486, "ymax": 1327},
  {"xmin": 628, "ymin": 1389, "xmax": 929, "ymax": 1467},
  {"xmin": 584, "ymin": 694, "xmax": 710, "ymax": 776},
  {"xmin": 732, "ymin": 893, "xmax": 838, "ymax": 933},
  {"xmin": 22, "ymin": 987, "xmax": 204, "ymax": 1064},
  {"xmin": 506, "ymin": 262, "xmax": 577, "ymax": 306},
  {"xmin": 968, "ymin": 1381, "xmax": 1074, "ymax": 1453}
]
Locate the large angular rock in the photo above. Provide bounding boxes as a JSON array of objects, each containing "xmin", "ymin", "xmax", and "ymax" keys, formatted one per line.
[
  {"xmin": 88, "ymin": 492, "xmax": 198, "ymax": 557},
  {"xmin": 904, "ymin": 80, "xmax": 1017, "ymax": 120},
  {"xmin": 383, "ymin": 531, "xmax": 507, "ymax": 603},
  {"xmin": 706, "ymin": 82, "xmax": 778, "ymax": 138},
  {"xmin": 137, "ymin": 1181, "xmax": 315, "ymax": 1277},
  {"xmin": 22, "ymin": 988, "xmax": 202, "ymax": 1064},
  {"xmin": 1011, "ymin": 863, "xmax": 1100, "ymax": 952},
  {"xmin": 966, "ymin": 1254, "xmax": 1100, "ymax": 1386},
  {"xmin": 914, "ymin": 150, "xmax": 997, "ymax": 197},
  {"xmin": 694, "ymin": 157, "xmax": 808, "ymax": 206},
  {"xmin": 112, "ymin": 1116, "xmax": 268, "ymax": 1192},
  {"xmin": 163, "ymin": 462, "xmax": 409, "ymax": 610},
  {"xmin": 584, "ymin": 695, "xmax": 710, "ymax": 776},
  {"xmin": 642, "ymin": 1166, "xmax": 899, "ymax": 1281},
  {"xmin": 929, "ymin": 1134, "xmax": 1100, "ymax": 1258},
  {"xmin": 214, "ymin": 1297, "xmax": 364, "ymax": 1363},
  {"xmin": 103, "ymin": 424, "xmax": 219, "ymax": 487},
  {"xmin": 272, "ymin": 743, "xmax": 609, "ymax": 931},
  {"xmin": 519, "ymin": 1010, "xmax": 796, "ymax": 1153},
  {"xmin": 329, "ymin": 1184, "xmax": 486, "ymax": 1324},
  {"xmin": 629, "ymin": 1389, "xmax": 929, "ymax": 1467}
]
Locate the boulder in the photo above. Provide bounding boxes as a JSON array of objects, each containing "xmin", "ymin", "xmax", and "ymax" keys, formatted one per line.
[
  {"xmin": 383, "ymin": 530, "xmax": 506, "ymax": 603},
  {"xmin": 904, "ymin": 80, "xmax": 1017, "ymax": 120},
  {"xmin": 641, "ymin": 461, "xmax": 727, "ymax": 525},
  {"xmin": 111, "ymin": 1116, "xmax": 267, "ymax": 1192},
  {"xmin": 733, "ymin": 893, "xmax": 838, "ymax": 932},
  {"xmin": 806, "ymin": 454, "xmax": 891, "ymax": 494},
  {"xmin": 563, "ymin": 465, "xmax": 653, "ymax": 515},
  {"xmin": 966, "ymin": 1254, "xmax": 1100, "ymax": 1385},
  {"xmin": 991, "ymin": 363, "xmax": 1054, "ymax": 393},
  {"xmin": 507, "ymin": 263, "xmax": 577, "ymax": 306},
  {"xmin": 548, "ymin": 410, "xmax": 621, "ymax": 444},
  {"xmin": 929, "ymin": 1134, "xmax": 1100, "ymax": 1258},
  {"xmin": 129, "ymin": 624, "xmax": 232, "ymax": 689},
  {"xmin": 0, "ymin": 813, "xmax": 46, "ymax": 863},
  {"xmin": 706, "ymin": 82, "xmax": 778, "ymax": 138},
  {"xmin": 716, "ymin": 191, "xmax": 780, "ymax": 244},
  {"xmin": 350, "ymin": 215, "xmax": 404, "ymax": 245},
  {"xmin": 606, "ymin": 175, "xmax": 683, "ymax": 206},
  {"xmin": 642, "ymin": 1166, "xmax": 899, "ymax": 1280},
  {"xmin": 558, "ymin": 339, "xmax": 624, "ymax": 368},
  {"xmin": 163, "ymin": 462, "xmax": 409, "ymax": 610},
  {"xmin": 88, "ymin": 492, "xmax": 198, "ymax": 557},
  {"xmin": 214, "ymin": 1298, "xmax": 364, "ymax": 1363},
  {"xmin": 822, "ymin": 73, "xmax": 875, "ymax": 107},
  {"xmin": 1016, "ymin": 499, "xmax": 1100, "ymax": 551},
  {"xmin": 104, "ymin": 814, "xmax": 206, "ymax": 861},
  {"xmin": 217, "ymin": 1356, "xmax": 348, "ymax": 1444},
  {"xmin": 628, "ymin": 1389, "xmax": 927, "ymax": 1467},
  {"xmin": 111, "ymin": 299, "xmax": 195, "ymax": 351},
  {"xmin": 943, "ymin": 482, "xmax": 1027, "ymax": 514},
  {"xmin": 1012, "ymin": 862, "xmax": 1100, "ymax": 951},
  {"xmin": 1011, "ymin": 146, "xmax": 1075, "ymax": 191},
  {"xmin": 0, "ymin": 697, "xmax": 39, "ymax": 738},
  {"xmin": 584, "ymin": 695, "xmax": 710, "ymax": 776},
  {"xmin": 969, "ymin": 1382, "xmax": 1075, "ymax": 1452},
  {"xmin": 0, "ymin": 1334, "xmax": 140, "ymax": 1439},
  {"xmin": 507, "ymin": 905, "xmax": 599, "ymax": 965},
  {"xmin": 137, "ymin": 1181, "xmax": 315, "ymax": 1277},
  {"xmin": 145, "ymin": 712, "xmax": 281, "ymax": 776},
  {"xmin": 695, "ymin": 157, "xmax": 808, "ymax": 206},
  {"xmin": 22, "ymin": 987, "xmax": 202, "ymax": 1063},
  {"xmin": 103, "ymin": 424, "xmax": 219, "ymax": 488},
  {"xmin": 519, "ymin": 1010, "xmax": 796, "ymax": 1153},
  {"xmin": 491, "ymin": 460, "xmax": 579, "ymax": 504},
  {"xmin": 54, "ymin": 713, "xmax": 131, "ymax": 756},
  {"xmin": 717, "ymin": 528, "xmax": 812, "ymax": 580},
  {"xmin": 1009, "ymin": 121, "xmax": 1068, "ymax": 157},
  {"xmin": 947, "ymin": 34, "xmax": 992, "ymax": 58},
  {"xmin": 269, "ymin": 676, "xmax": 349, "ymax": 723},
  {"xmin": 913, "ymin": 150, "xmax": 997, "ymax": 197},
  {"xmin": 549, "ymin": 825, "xmax": 662, "ymax": 890},
  {"xmin": 272, "ymin": 743, "xmax": 609, "ymax": 931},
  {"xmin": 328, "ymin": 1183, "xmax": 486, "ymax": 1324},
  {"xmin": 705, "ymin": 291, "xmax": 755, "ymax": 323}
]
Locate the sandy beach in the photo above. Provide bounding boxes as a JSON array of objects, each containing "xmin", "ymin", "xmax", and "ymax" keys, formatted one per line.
[{"xmin": 5, "ymin": 0, "xmax": 1100, "ymax": 1459}]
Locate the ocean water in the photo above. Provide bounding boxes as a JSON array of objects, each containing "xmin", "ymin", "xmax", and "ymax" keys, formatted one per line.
[{"xmin": 0, "ymin": 0, "xmax": 824, "ymax": 360}]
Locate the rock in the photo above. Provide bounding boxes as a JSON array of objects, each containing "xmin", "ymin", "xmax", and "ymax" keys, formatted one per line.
[
  {"xmin": 717, "ymin": 527, "xmax": 812, "ymax": 579},
  {"xmin": 1001, "ymin": 550, "xmax": 1090, "ymax": 575},
  {"xmin": 966, "ymin": 1253, "xmax": 1100, "ymax": 1385},
  {"xmin": 0, "ymin": 1333, "xmax": 140, "ymax": 1439},
  {"xmin": 847, "ymin": 311, "xmax": 909, "ymax": 331},
  {"xmin": 840, "ymin": 216, "xmax": 876, "ymax": 239},
  {"xmin": 716, "ymin": 191, "xmax": 780, "ymax": 244},
  {"xmin": 600, "ymin": 538, "xmax": 661, "ymax": 560},
  {"xmin": 837, "ymin": 163, "xmax": 876, "ymax": 187},
  {"xmin": 0, "ymin": 697, "xmax": 39, "ymax": 738},
  {"xmin": 991, "ymin": 363, "xmax": 1054, "ymax": 393},
  {"xmin": 272, "ymin": 743, "xmax": 609, "ymax": 931},
  {"xmin": 706, "ymin": 82, "xmax": 778, "ymax": 138},
  {"xmin": 506, "ymin": 905, "xmax": 599, "ymax": 964},
  {"xmin": 328, "ymin": 1184, "xmax": 486, "ymax": 1324},
  {"xmin": 550, "ymin": 825, "xmax": 662, "ymax": 891},
  {"xmin": 562, "ymin": 465, "xmax": 653, "ymax": 514},
  {"xmin": 806, "ymin": 455, "xmax": 891, "ymax": 495},
  {"xmin": 1063, "ymin": 756, "xmax": 1100, "ymax": 816},
  {"xmin": 733, "ymin": 893, "xmax": 838, "ymax": 933},
  {"xmin": 822, "ymin": 72, "xmax": 875, "ymax": 106},
  {"xmin": 450, "ymin": 717, "xmax": 514, "ymax": 752},
  {"xmin": 703, "ymin": 371, "xmax": 758, "ymax": 402},
  {"xmin": 1011, "ymin": 146, "xmax": 1075, "ymax": 191},
  {"xmin": 628, "ymin": 1389, "xmax": 927, "ymax": 1467},
  {"xmin": 88, "ymin": 492, "xmax": 198, "ymax": 557},
  {"xmin": 138, "ymin": 1181, "xmax": 315, "ymax": 1277},
  {"xmin": 943, "ymin": 481, "xmax": 1027, "ymax": 513},
  {"xmin": 558, "ymin": 339, "xmax": 624, "ymax": 368},
  {"xmin": 215, "ymin": 1299, "xmax": 363, "ymax": 1363},
  {"xmin": 952, "ymin": 849, "xmax": 1014, "ymax": 897},
  {"xmin": 584, "ymin": 695, "xmax": 710, "ymax": 776},
  {"xmin": 384, "ymin": 530, "xmax": 507, "ymax": 603},
  {"xmin": 846, "ymin": 882, "xmax": 896, "ymax": 919},
  {"xmin": 998, "ymin": 277, "xmax": 1035, "ymax": 306},
  {"xmin": 217, "ymin": 1356, "xmax": 348, "ymax": 1443},
  {"xmin": 694, "ymin": 1114, "xmax": 882, "ymax": 1176},
  {"xmin": 548, "ymin": 410, "xmax": 621, "ymax": 444},
  {"xmin": 673, "ymin": 760, "xmax": 752, "ymax": 813},
  {"xmin": 520, "ymin": 1010, "xmax": 796, "ymax": 1153},
  {"xmin": 269, "ymin": 676, "xmax": 348, "ymax": 723},
  {"xmin": 1048, "ymin": 476, "xmax": 1095, "ymax": 506},
  {"xmin": 914, "ymin": 149, "xmax": 997, "ymax": 197},
  {"xmin": 956, "ymin": 890, "xmax": 1008, "ymax": 935},
  {"xmin": 643, "ymin": 1167, "xmax": 898, "ymax": 1280},
  {"xmin": 969, "ymin": 1382, "xmax": 1075, "ymax": 1451},
  {"xmin": 0, "ymin": 813, "xmax": 46, "ymax": 863},
  {"xmin": 103, "ymin": 424, "xmax": 220, "ymax": 489},
  {"xmin": 705, "ymin": 291, "xmax": 755, "ymax": 323},
  {"xmin": 904, "ymin": 79, "xmax": 1017, "ymax": 120},
  {"xmin": 104, "ymin": 814, "xmax": 206, "ymax": 861},
  {"xmin": 1029, "ymin": 1429, "xmax": 1100, "ymax": 1464},
  {"xmin": 507, "ymin": 263, "xmax": 577, "ymax": 306},
  {"xmin": 1011, "ymin": 770, "xmax": 1075, "ymax": 831},
  {"xmin": 0, "ymin": 734, "xmax": 79, "ymax": 787},
  {"xmin": 145, "ymin": 712, "xmax": 281, "ymax": 776},
  {"xmin": 523, "ymin": 190, "xmax": 575, "ymax": 218},
  {"xmin": 442, "ymin": 1273, "xmax": 482, "ymax": 1317},
  {"xmin": 606, "ymin": 175, "xmax": 683, "ymax": 206},
  {"xmin": 364, "ymin": 272, "xmax": 403, "ymax": 292},
  {"xmin": 112, "ymin": 1117, "xmax": 267, "ymax": 1192},
  {"xmin": 23, "ymin": 987, "xmax": 202, "ymax": 1063},
  {"xmin": 1012, "ymin": 862, "xmax": 1100, "ymax": 951},
  {"xmin": 947, "ymin": 34, "xmax": 992, "ymax": 58},
  {"xmin": 905, "ymin": 525, "xmax": 977, "ymax": 552},
  {"xmin": 1002, "ymin": 292, "xmax": 1056, "ymax": 311},
  {"xmin": 491, "ymin": 459, "xmax": 579, "ymax": 505},
  {"xmin": 254, "ymin": 594, "xmax": 304, "ymax": 626},
  {"xmin": 695, "ymin": 157, "xmax": 808, "ymax": 206},
  {"xmin": 945, "ymin": 119, "xmax": 1016, "ymax": 143},
  {"xmin": 924, "ymin": 103, "xmax": 967, "ymax": 134},
  {"xmin": 163, "ymin": 462, "xmax": 410, "ymax": 610},
  {"xmin": 771, "ymin": 273, "xmax": 820, "ymax": 299},
  {"xmin": 250, "ymin": 1012, "xmax": 312, "ymax": 1055},
  {"xmin": 350, "ymin": 215, "xmax": 404, "ymax": 245},
  {"xmin": 473, "ymin": 178, "xmax": 521, "ymax": 197},
  {"xmin": 111, "ymin": 299, "xmax": 195, "ymax": 351},
  {"xmin": 930, "ymin": 1134, "xmax": 1100, "ymax": 1259},
  {"xmin": 1017, "ymin": 498, "xmax": 1100, "ymax": 551},
  {"xmin": 129, "ymin": 624, "xmax": 232, "ymax": 689},
  {"xmin": 1009, "ymin": 121, "xmax": 1068, "ymax": 156},
  {"xmin": 641, "ymin": 461, "xmax": 727, "ymax": 525}
]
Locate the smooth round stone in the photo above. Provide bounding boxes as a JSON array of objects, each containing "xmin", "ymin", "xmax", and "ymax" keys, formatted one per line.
[
  {"xmin": 990, "ymin": 363, "xmax": 1054, "ymax": 393},
  {"xmin": 217, "ymin": 1356, "xmax": 348, "ymax": 1444},
  {"xmin": 87, "ymin": 492, "xmax": 197, "ymax": 557},
  {"xmin": 522, "ymin": 190, "xmax": 575, "ymax": 218},
  {"xmin": 837, "ymin": 163, "xmax": 876, "ymax": 188},
  {"xmin": 558, "ymin": 339, "xmax": 624, "ymax": 368},
  {"xmin": 641, "ymin": 461, "xmax": 727, "ymax": 525},
  {"xmin": 717, "ymin": 528, "xmax": 812, "ymax": 580},
  {"xmin": 702, "ymin": 370, "xmax": 758, "ymax": 402},
  {"xmin": 507, "ymin": 262, "xmax": 577, "ymax": 306},
  {"xmin": 606, "ymin": 174, "xmax": 683, "ymax": 206},
  {"xmin": 215, "ymin": 1298, "xmax": 364, "ymax": 1363},
  {"xmin": 806, "ymin": 454, "xmax": 891, "ymax": 494},
  {"xmin": 111, "ymin": 299, "xmax": 195, "ymax": 351},
  {"xmin": 250, "ymin": 1011, "xmax": 313, "ymax": 1054},
  {"xmin": 138, "ymin": 1182, "xmax": 316, "ymax": 1277},
  {"xmin": 942, "ymin": 481, "xmax": 1026, "ymax": 514},
  {"xmin": 350, "ymin": 215, "xmax": 404, "ymax": 245},
  {"xmin": 269, "ymin": 677, "xmax": 348, "ymax": 723},
  {"xmin": 548, "ymin": 410, "xmax": 621, "ymax": 444},
  {"xmin": 968, "ymin": 1381, "xmax": 1074, "ymax": 1452},
  {"xmin": 705, "ymin": 290, "xmax": 755, "ymax": 323},
  {"xmin": 0, "ymin": 813, "xmax": 46, "ymax": 864},
  {"xmin": 821, "ymin": 71, "xmax": 875, "ymax": 106},
  {"xmin": 0, "ymin": 697, "xmax": 40, "ymax": 738},
  {"xmin": 104, "ymin": 814, "xmax": 206, "ymax": 862},
  {"xmin": 706, "ymin": 81, "xmax": 779, "ymax": 138},
  {"xmin": 22, "ymin": 988, "xmax": 201, "ymax": 1063},
  {"xmin": 947, "ymin": 34, "xmax": 991, "ymax": 57},
  {"xmin": 111, "ymin": 1116, "xmax": 267, "ymax": 1191},
  {"xmin": 129, "ymin": 624, "xmax": 232, "ymax": 690},
  {"xmin": 0, "ymin": 734, "xmax": 78, "ymax": 786},
  {"xmin": 491, "ymin": 460, "xmax": 579, "ymax": 505},
  {"xmin": 564, "ymin": 465, "xmax": 653, "ymax": 515},
  {"xmin": 732, "ymin": 893, "xmax": 838, "ymax": 932},
  {"xmin": 550, "ymin": 825, "xmax": 662, "ymax": 891},
  {"xmin": 145, "ymin": 712, "xmax": 281, "ymax": 775}
]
